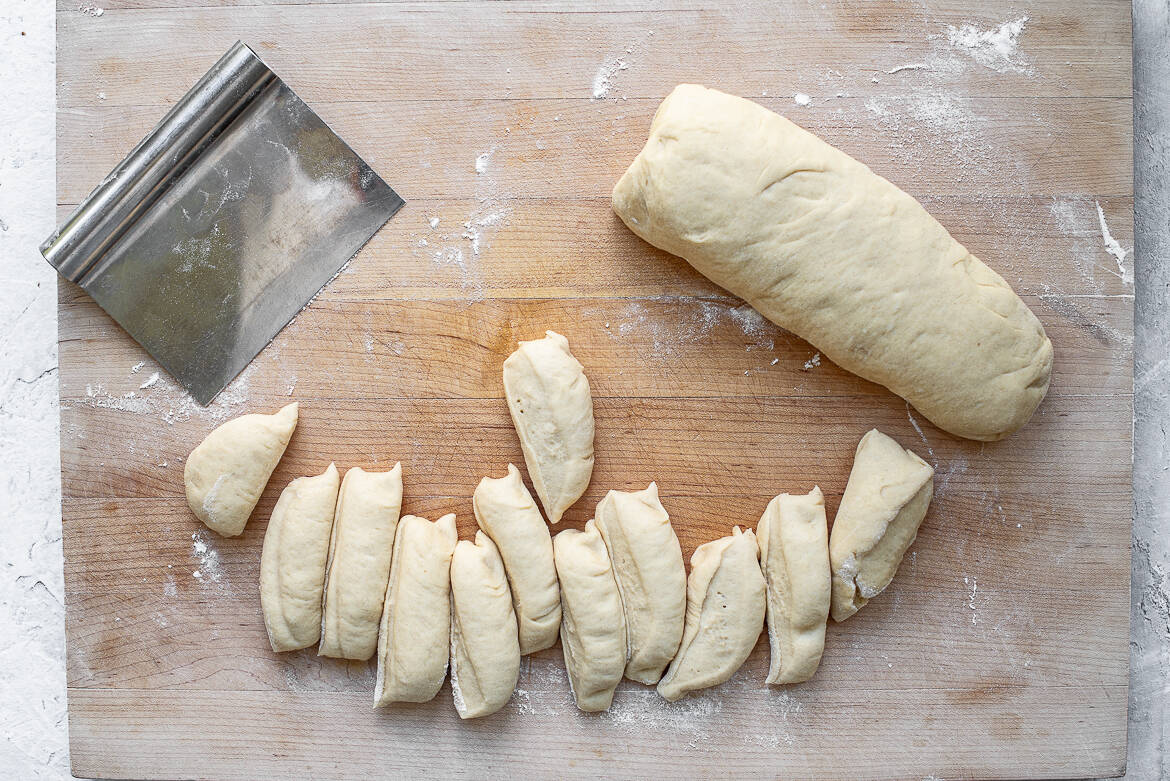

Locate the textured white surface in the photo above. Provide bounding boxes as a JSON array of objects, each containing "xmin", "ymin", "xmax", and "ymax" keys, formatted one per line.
[{"xmin": 0, "ymin": 2, "xmax": 1165, "ymax": 779}]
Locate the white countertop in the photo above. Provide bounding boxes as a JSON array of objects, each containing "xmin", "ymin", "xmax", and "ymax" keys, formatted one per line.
[{"xmin": 0, "ymin": 0, "xmax": 1165, "ymax": 778}]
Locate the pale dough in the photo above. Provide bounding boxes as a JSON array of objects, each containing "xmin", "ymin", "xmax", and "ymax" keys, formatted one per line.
[
  {"xmin": 594, "ymin": 482, "xmax": 686, "ymax": 685},
  {"xmin": 657, "ymin": 527, "xmax": 766, "ymax": 702},
  {"xmin": 259, "ymin": 462, "xmax": 340, "ymax": 653},
  {"xmin": 374, "ymin": 513, "xmax": 457, "ymax": 706},
  {"xmin": 612, "ymin": 84, "xmax": 1053, "ymax": 442},
  {"xmin": 473, "ymin": 463, "xmax": 561, "ymax": 654},
  {"xmin": 319, "ymin": 464, "xmax": 403, "ymax": 660},
  {"xmin": 184, "ymin": 402, "xmax": 298, "ymax": 537},
  {"xmin": 502, "ymin": 330, "xmax": 595, "ymax": 523},
  {"xmin": 757, "ymin": 487, "xmax": 831, "ymax": 684},
  {"xmin": 830, "ymin": 429, "xmax": 934, "ymax": 621},
  {"xmin": 553, "ymin": 519, "xmax": 626, "ymax": 712},
  {"xmin": 449, "ymin": 531, "xmax": 521, "ymax": 719}
]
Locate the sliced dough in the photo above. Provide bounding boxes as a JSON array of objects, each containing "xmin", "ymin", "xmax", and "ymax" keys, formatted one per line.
[
  {"xmin": 657, "ymin": 527, "xmax": 766, "ymax": 702},
  {"xmin": 594, "ymin": 482, "xmax": 686, "ymax": 685},
  {"xmin": 612, "ymin": 84, "xmax": 1053, "ymax": 442},
  {"xmin": 184, "ymin": 402, "xmax": 298, "ymax": 537},
  {"xmin": 757, "ymin": 487, "xmax": 831, "ymax": 684},
  {"xmin": 319, "ymin": 464, "xmax": 403, "ymax": 660},
  {"xmin": 830, "ymin": 430, "xmax": 934, "ymax": 621},
  {"xmin": 449, "ymin": 531, "xmax": 521, "ymax": 719},
  {"xmin": 374, "ymin": 513, "xmax": 458, "ymax": 706},
  {"xmin": 473, "ymin": 463, "xmax": 561, "ymax": 654},
  {"xmin": 259, "ymin": 462, "xmax": 340, "ymax": 652},
  {"xmin": 553, "ymin": 519, "xmax": 627, "ymax": 712},
  {"xmin": 502, "ymin": 330, "xmax": 595, "ymax": 523}
]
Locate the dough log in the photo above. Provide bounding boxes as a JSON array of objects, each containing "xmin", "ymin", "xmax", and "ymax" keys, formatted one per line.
[
  {"xmin": 184, "ymin": 402, "xmax": 298, "ymax": 537},
  {"xmin": 612, "ymin": 84, "xmax": 1053, "ymax": 442},
  {"xmin": 259, "ymin": 462, "xmax": 340, "ymax": 652},
  {"xmin": 375, "ymin": 513, "xmax": 458, "ymax": 706},
  {"xmin": 449, "ymin": 532, "xmax": 521, "ymax": 719},
  {"xmin": 595, "ymin": 482, "xmax": 686, "ymax": 685},
  {"xmin": 757, "ymin": 487, "xmax": 831, "ymax": 684},
  {"xmin": 319, "ymin": 464, "xmax": 403, "ymax": 660},
  {"xmin": 473, "ymin": 464, "xmax": 561, "ymax": 654},
  {"xmin": 502, "ymin": 330, "xmax": 595, "ymax": 522},
  {"xmin": 830, "ymin": 430, "xmax": 934, "ymax": 621},
  {"xmin": 657, "ymin": 527, "xmax": 766, "ymax": 702},
  {"xmin": 553, "ymin": 519, "xmax": 627, "ymax": 712}
]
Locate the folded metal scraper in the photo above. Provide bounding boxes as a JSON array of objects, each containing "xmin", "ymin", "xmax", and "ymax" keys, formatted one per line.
[{"xmin": 42, "ymin": 41, "xmax": 404, "ymax": 404}]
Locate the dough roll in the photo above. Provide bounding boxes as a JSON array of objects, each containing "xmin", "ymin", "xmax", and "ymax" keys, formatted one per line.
[{"xmin": 612, "ymin": 84, "xmax": 1053, "ymax": 442}]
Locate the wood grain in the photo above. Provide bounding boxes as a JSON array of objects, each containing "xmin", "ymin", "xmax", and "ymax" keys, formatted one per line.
[{"xmin": 57, "ymin": 0, "xmax": 1134, "ymax": 778}]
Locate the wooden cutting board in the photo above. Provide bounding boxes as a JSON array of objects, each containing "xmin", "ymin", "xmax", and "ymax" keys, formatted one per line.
[{"xmin": 56, "ymin": 1, "xmax": 1133, "ymax": 778}]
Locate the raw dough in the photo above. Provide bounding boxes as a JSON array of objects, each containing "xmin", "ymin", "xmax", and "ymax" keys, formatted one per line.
[
  {"xmin": 657, "ymin": 526, "xmax": 766, "ymax": 702},
  {"xmin": 553, "ymin": 519, "xmax": 627, "ymax": 712},
  {"xmin": 374, "ymin": 513, "xmax": 458, "ymax": 706},
  {"xmin": 502, "ymin": 330, "xmax": 595, "ymax": 523},
  {"xmin": 259, "ymin": 462, "xmax": 340, "ymax": 652},
  {"xmin": 830, "ymin": 429, "xmax": 934, "ymax": 621},
  {"xmin": 449, "ymin": 531, "xmax": 521, "ymax": 719},
  {"xmin": 473, "ymin": 463, "xmax": 561, "ymax": 654},
  {"xmin": 319, "ymin": 464, "xmax": 403, "ymax": 660},
  {"xmin": 757, "ymin": 487, "xmax": 831, "ymax": 684},
  {"xmin": 184, "ymin": 402, "xmax": 298, "ymax": 536},
  {"xmin": 612, "ymin": 84, "xmax": 1053, "ymax": 442},
  {"xmin": 594, "ymin": 482, "xmax": 686, "ymax": 685}
]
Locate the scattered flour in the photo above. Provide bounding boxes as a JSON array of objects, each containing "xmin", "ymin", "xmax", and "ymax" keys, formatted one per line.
[
  {"xmin": 474, "ymin": 148, "xmax": 494, "ymax": 175},
  {"xmin": 138, "ymin": 371, "xmax": 160, "ymax": 390},
  {"xmin": 1095, "ymin": 200, "xmax": 1133, "ymax": 284},
  {"xmin": 945, "ymin": 17, "xmax": 1031, "ymax": 74},
  {"xmin": 886, "ymin": 63, "xmax": 931, "ymax": 74},
  {"xmin": 130, "ymin": 361, "xmax": 145, "ymax": 374},
  {"xmin": 77, "ymin": 3, "xmax": 104, "ymax": 16},
  {"xmin": 191, "ymin": 529, "xmax": 224, "ymax": 584},
  {"xmin": 801, "ymin": 352, "xmax": 821, "ymax": 371},
  {"xmin": 428, "ymin": 216, "xmax": 440, "ymax": 229},
  {"xmin": 590, "ymin": 31, "xmax": 653, "ymax": 99},
  {"xmin": 793, "ymin": 92, "xmax": 811, "ymax": 106}
]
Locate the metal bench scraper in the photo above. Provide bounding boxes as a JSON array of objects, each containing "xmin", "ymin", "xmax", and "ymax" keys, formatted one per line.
[{"xmin": 41, "ymin": 41, "xmax": 404, "ymax": 405}]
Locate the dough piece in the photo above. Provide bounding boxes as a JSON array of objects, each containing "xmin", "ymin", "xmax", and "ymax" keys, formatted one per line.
[
  {"xmin": 374, "ymin": 513, "xmax": 458, "ymax": 706},
  {"xmin": 757, "ymin": 487, "xmax": 831, "ymax": 684},
  {"xmin": 594, "ymin": 483, "xmax": 686, "ymax": 684},
  {"xmin": 184, "ymin": 402, "xmax": 298, "ymax": 537},
  {"xmin": 319, "ymin": 464, "xmax": 403, "ymax": 660},
  {"xmin": 657, "ymin": 527, "xmax": 766, "ymax": 702},
  {"xmin": 449, "ymin": 532, "xmax": 521, "ymax": 719},
  {"xmin": 473, "ymin": 464, "xmax": 561, "ymax": 654},
  {"xmin": 502, "ymin": 330, "xmax": 595, "ymax": 523},
  {"xmin": 612, "ymin": 84, "xmax": 1052, "ymax": 442},
  {"xmin": 553, "ymin": 519, "xmax": 627, "ymax": 712},
  {"xmin": 259, "ymin": 463, "xmax": 340, "ymax": 652},
  {"xmin": 830, "ymin": 430, "xmax": 934, "ymax": 621}
]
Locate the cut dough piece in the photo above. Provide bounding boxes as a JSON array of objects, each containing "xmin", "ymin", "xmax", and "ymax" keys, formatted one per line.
[
  {"xmin": 657, "ymin": 527, "xmax": 766, "ymax": 702},
  {"xmin": 594, "ymin": 482, "xmax": 686, "ymax": 685},
  {"xmin": 319, "ymin": 464, "xmax": 403, "ymax": 660},
  {"xmin": 374, "ymin": 513, "xmax": 458, "ymax": 706},
  {"xmin": 502, "ymin": 330, "xmax": 595, "ymax": 523},
  {"xmin": 449, "ymin": 531, "xmax": 521, "ymax": 719},
  {"xmin": 259, "ymin": 462, "xmax": 340, "ymax": 652},
  {"xmin": 553, "ymin": 519, "xmax": 627, "ymax": 712},
  {"xmin": 612, "ymin": 84, "xmax": 1052, "ymax": 442},
  {"xmin": 757, "ymin": 487, "xmax": 831, "ymax": 684},
  {"xmin": 184, "ymin": 402, "xmax": 298, "ymax": 537},
  {"xmin": 830, "ymin": 430, "xmax": 934, "ymax": 621},
  {"xmin": 473, "ymin": 463, "xmax": 561, "ymax": 654}
]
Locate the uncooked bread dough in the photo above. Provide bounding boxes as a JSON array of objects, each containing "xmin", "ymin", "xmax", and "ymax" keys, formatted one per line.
[
  {"xmin": 259, "ymin": 462, "xmax": 340, "ymax": 652},
  {"xmin": 594, "ymin": 482, "xmax": 686, "ymax": 685},
  {"xmin": 473, "ymin": 464, "xmax": 561, "ymax": 654},
  {"xmin": 553, "ymin": 519, "xmax": 626, "ymax": 712},
  {"xmin": 319, "ymin": 464, "xmax": 403, "ymax": 660},
  {"xmin": 374, "ymin": 513, "xmax": 458, "ymax": 706},
  {"xmin": 612, "ymin": 84, "xmax": 1053, "ymax": 442},
  {"xmin": 184, "ymin": 402, "xmax": 298, "ymax": 537},
  {"xmin": 502, "ymin": 330, "xmax": 595, "ymax": 523},
  {"xmin": 830, "ymin": 430, "xmax": 934, "ymax": 621},
  {"xmin": 449, "ymin": 531, "xmax": 521, "ymax": 719},
  {"xmin": 657, "ymin": 527, "xmax": 766, "ymax": 702},
  {"xmin": 757, "ymin": 487, "xmax": 831, "ymax": 684}
]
